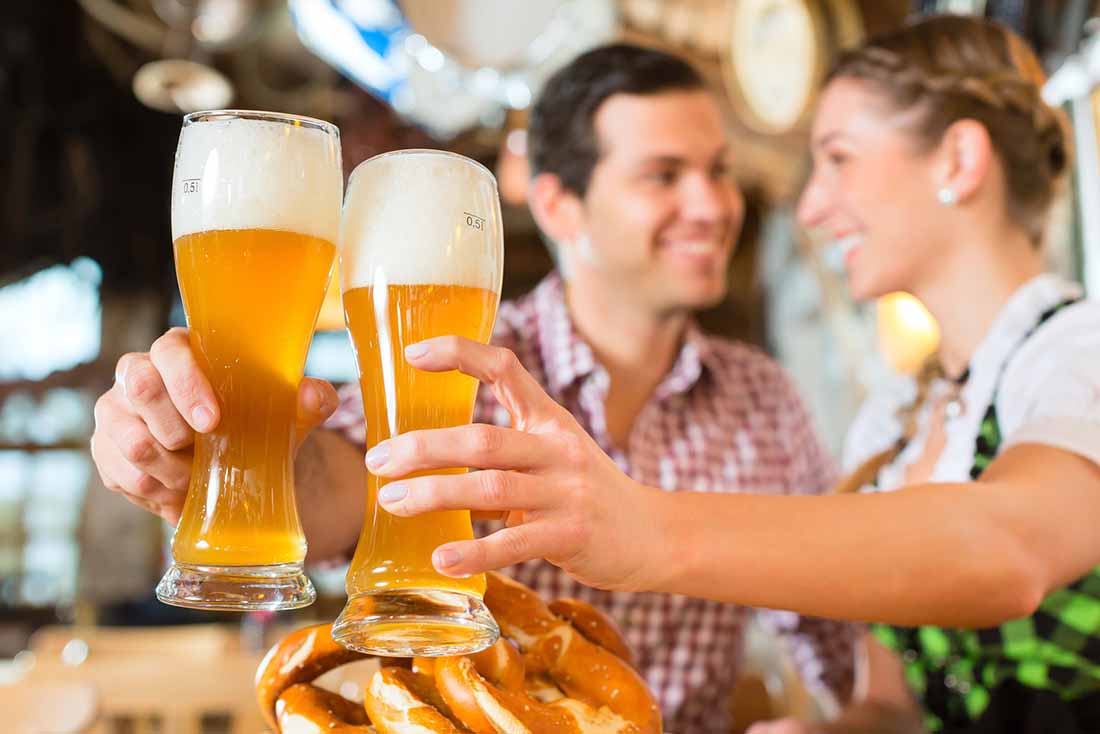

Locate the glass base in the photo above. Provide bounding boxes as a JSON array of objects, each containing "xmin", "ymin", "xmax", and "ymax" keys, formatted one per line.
[
  {"xmin": 155, "ymin": 561, "xmax": 315, "ymax": 611},
  {"xmin": 332, "ymin": 588, "xmax": 499, "ymax": 656}
]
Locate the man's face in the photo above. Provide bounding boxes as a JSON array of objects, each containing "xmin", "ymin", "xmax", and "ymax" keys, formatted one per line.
[{"xmin": 570, "ymin": 90, "xmax": 744, "ymax": 314}]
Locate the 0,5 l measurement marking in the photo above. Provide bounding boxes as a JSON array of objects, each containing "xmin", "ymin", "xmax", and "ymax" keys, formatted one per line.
[
  {"xmin": 182, "ymin": 178, "xmax": 200, "ymax": 194},
  {"xmin": 463, "ymin": 212, "xmax": 485, "ymax": 230}
]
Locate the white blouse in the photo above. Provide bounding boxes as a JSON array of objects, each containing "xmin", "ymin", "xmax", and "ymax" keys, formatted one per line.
[{"xmin": 843, "ymin": 274, "xmax": 1100, "ymax": 490}]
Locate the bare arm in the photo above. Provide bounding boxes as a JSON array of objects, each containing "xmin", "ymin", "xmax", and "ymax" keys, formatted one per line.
[
  {"xmin": 367, "ymin": 337, "xmax": 1100, "ymax": 629},
  {"xmin": 295, "ymin": 429, "xmax": 368, "ymax": 563},
  {"xmin": 654, "ymin": 442, "xmax": 1100, "ymax": 626}
]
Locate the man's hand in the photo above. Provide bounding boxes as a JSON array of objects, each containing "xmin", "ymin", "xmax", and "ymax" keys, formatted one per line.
[{"xmin": 90, "ymin": 327, "xmax": 338, "ymax": 524}]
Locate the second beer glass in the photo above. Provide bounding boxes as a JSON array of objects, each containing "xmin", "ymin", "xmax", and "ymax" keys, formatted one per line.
[{"xmin": 335, "ymin": 150, "xmax": 502, "ymax": 656}]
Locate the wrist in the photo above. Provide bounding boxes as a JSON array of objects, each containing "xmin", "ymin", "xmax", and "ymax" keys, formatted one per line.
[{"xmin": 633, "ymin": 486, "xmax": 683, "ymax": 594}]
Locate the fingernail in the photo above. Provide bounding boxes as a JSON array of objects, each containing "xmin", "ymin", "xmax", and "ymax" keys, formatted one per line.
[
  {"xmin": 365, "ymin": 442, "xmax": 390, "ymax": 470},
  {"xmin": 192, "ymin": 406, "xmax": 213, "ymax": 432},
  {"xmin": 378, "ymin": 483, "xmax": 407, "ymax": 504},
  {"xmin": 404, "ymin": 342, "xmax": 429, "ymax": 359},
  {"xmin": 434, "ymin": 547, "xmax": 461, "ymax": 569}
]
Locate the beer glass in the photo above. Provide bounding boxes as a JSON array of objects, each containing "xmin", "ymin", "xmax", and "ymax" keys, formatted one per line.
[
  {"xmin": 334, "ymin": 150, "xmax": 502, "ymax": 655},
  {"xmin": 156, "ymin": 110, "xmax": 342, "ymax": 610}
]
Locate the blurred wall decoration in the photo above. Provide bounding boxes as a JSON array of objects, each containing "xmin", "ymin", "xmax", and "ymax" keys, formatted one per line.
[
  {"xmin": 289, "ymin": 0, "xmax": 617, "ymax": 139},
  {"xmin": 1044, "ymin": 17, "xmax": 1100, "ymax": 293}
]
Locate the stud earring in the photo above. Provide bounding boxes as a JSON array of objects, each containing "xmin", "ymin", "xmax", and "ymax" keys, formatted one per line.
[{"xmin": 937, "ymin": 187, "xmax": 958, "ymax": 206}]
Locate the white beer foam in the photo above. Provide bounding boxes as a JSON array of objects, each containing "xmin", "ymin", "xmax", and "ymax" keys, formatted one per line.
[
  {"xmin": 172, "ymin": 114, "xmax": 342, "ymax": 242},
  {"xmin": 340, "ymin": 150, "xmax": 503, "ymax": 293}
]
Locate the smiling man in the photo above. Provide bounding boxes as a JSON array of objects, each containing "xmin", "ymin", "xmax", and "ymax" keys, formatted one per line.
[{"xmin": 329, "ymin": 43, "xmax": 859, "ymax": 733}]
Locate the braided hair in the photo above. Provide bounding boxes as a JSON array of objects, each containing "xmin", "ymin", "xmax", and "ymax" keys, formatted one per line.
[
  {"xmin": 829, "ymin": 14, "xmax": 1070, "ymax": 243},
  {"xmin": 828, "ymin": 16, "xmax": 1071, "ymax": 495}
]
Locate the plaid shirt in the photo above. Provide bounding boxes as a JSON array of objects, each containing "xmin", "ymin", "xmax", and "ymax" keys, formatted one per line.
[{"xmin": 329, "ymin": 273, "xmax": 858, "ymax": 733}]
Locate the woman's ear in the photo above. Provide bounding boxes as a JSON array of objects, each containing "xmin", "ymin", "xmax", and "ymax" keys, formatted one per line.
[{"xmin": 933, "ymin": 119, "xmax": 994, "ymax": 205}]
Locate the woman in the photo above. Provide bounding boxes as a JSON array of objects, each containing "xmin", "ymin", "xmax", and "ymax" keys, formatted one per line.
[{"xmin": 368, "ymin": 15, "xmax": 1100, "ymax": 733}]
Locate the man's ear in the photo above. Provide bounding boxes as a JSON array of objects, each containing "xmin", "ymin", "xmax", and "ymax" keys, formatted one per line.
[{"xmin": 528, "ymin": 172, "xmax": 585, "ymax": 248}]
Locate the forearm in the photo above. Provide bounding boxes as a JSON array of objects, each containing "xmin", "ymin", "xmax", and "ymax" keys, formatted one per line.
[
  {"xmin": 651, "ymin": 482, "xmax": 1046, "ymax": 627},
  {"xmin": 296, "ymin": 429, "xmax": 367, "ymax": 563}
]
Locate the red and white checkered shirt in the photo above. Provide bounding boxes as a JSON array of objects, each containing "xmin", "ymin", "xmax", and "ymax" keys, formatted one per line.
[{"xmin": 329, "ymin": 273, "xmax": 858, "ymax": 733}]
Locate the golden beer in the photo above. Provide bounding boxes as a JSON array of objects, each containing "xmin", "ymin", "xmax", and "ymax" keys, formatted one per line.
[
  {"xmin": 343, "ymin": 284, "xmax": 497, "ymax": 596},
  {"xmin": 334, "ymin": 149, "xmax": 503, "ymax": 656},
  {"xmin": 172, "ymin": 228, "xmax": 336, "ymax": 566},
  {"xmin": 156, "ymin": 110, "xmax": 342, "ymax": 611}
]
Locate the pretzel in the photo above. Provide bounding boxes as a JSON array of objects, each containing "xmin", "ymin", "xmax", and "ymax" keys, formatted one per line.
[
  {"xmin": 364, "ymin": 667, "xmax": 463, "ymax": 734},
  {"xmin": 255, "ymin": 572, "xmax": 662, "ymax": 734},
  {"xmin": 549, "ymin": 598, "xmax": 636, "ymax": 667},
  {"xmin": 255, "ymin": 622, "xmax": 374, "ymax": 731},
  {"xmin": 483, "ymin": 573, "xmax": 661, "ymax": 734},
  {"xmin": 274, "ymin": 683, "xmax": 371, "ymax": 733}
]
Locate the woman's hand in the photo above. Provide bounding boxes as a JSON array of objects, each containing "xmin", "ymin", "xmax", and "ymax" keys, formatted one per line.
[{"xmin": 365, "ymin": 336, "xmax": 667, "ymax": 592}]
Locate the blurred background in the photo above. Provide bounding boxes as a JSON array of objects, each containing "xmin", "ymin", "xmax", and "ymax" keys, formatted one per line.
[{"xmin": 1, "ymin": 1, "xmax": 1098, "ymax": 731}]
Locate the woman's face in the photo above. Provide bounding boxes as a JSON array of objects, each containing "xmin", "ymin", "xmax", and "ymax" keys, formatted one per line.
[{"xmin": 797, "ymin": 78, "xmax": 950, "ymax": 302}]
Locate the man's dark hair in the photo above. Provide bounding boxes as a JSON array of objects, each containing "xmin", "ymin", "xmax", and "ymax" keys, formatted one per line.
[{"xmin": 527, "ymin": 43, "xmax": 706, "ymax": 198}]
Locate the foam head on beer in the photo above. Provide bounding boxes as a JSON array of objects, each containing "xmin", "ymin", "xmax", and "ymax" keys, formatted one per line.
[
  {"xmin": 172, "ymin": 112, "xmax": 342, "ymax": 243},
  {"xmin": 340, "ymin": 150, "xmax": 503, "ymax": 295}
]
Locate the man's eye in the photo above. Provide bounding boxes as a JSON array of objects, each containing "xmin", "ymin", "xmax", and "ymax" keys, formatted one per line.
[{"xmin": 654, "ymin": 171, "xmax": 678, "ymax": 184}]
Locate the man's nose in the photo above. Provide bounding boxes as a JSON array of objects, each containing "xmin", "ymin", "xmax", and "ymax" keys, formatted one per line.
[{"xmin": 681, "ymin": 173, "xmax": 733, "ymax": 223}]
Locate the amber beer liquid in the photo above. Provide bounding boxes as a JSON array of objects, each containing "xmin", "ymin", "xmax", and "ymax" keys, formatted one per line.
[
  {"xmin": 156, "ymin": 111, "xmax": 342, "ymax": 611},
  {"xmin": 343, "ymin": 284, "xmax": 497, "ymax": 596},
  {"xmin": 172, "ymin": 229, "xmax": 335, "ymax": 565},
  {"xmin": 334, "ymin": 150, "xmax": 503, "ymax": 656}
]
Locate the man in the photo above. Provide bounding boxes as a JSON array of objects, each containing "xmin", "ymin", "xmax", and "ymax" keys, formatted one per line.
[{"xmin": 91, "ymin": 44, "xmax": 856, "ymax": 732}]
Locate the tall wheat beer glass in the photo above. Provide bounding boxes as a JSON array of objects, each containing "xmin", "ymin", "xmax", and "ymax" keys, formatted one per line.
[
  {"xmin": 334, "ymin": 150, "xmax": 502, "ymax": 655},
  {"xmin": 156, "ymin": 111, "xmax": 342, "ymax": 610}
]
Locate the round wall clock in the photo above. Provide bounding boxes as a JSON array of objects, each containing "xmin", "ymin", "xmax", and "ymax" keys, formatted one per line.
[
  {"xmin": 723, "ymin": 0, "xmax": 828, "ymax": 134},
  {"xmin": 721, "ymin": 0, "xmax": 866, "ymax": 134}
]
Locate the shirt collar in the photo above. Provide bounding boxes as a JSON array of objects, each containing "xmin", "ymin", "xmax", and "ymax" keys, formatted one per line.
[
  {"xmin": 533, "ymin": 272, "xmax": 716, "ymax": 397},
  {"xmin": 654, "ymin": 321, "xmax": 716, "ymax": 400},
  {"xmin": 966, "ymin": 273, "xmax": 1082, "ymax": 381}
]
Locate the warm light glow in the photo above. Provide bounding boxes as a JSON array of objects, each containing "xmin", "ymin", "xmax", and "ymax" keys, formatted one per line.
[{"xmin": 876, "ymin": 292, "xmax": 940, "ymax": 375}]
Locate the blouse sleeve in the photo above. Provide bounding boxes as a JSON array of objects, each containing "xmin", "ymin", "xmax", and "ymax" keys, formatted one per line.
[{"xmin": 999, "ymin": 302, "xmax": 1100, "ymax": 464}]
